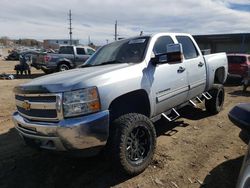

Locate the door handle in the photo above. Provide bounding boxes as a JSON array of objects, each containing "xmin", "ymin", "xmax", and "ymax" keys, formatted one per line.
[
  {"xmin": 177, "ymin": 66, "xmax": 186, "ymax": 73},
  {"xmin": 198, "ymin": 62, "xmax": 204, "ymax": 67}
]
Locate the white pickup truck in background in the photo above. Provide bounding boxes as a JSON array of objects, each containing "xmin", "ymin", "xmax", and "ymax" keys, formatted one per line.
[{"xmin": 13, "ymin": 33, "xmax": 228, "ymax": 175}]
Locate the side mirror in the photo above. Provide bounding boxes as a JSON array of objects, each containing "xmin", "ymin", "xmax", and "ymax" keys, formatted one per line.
[
  {"xmin": 151, "ymin": 43, "xmax": 183, "ymax": 65},
  {"xmin": 166, "ymin": 43, "xmax": 183, "ymax": 64}
]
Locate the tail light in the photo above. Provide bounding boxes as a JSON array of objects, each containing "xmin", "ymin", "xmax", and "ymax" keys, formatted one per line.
[
  {"xmin": 44, "ymin": 55, "xmax": 51, "ymax": 62},
  {"xmin": 240, "ymin": 64, "xmax": 248, "ymax": 69}
]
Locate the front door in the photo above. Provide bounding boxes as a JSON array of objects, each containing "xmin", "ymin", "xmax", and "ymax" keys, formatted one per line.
[{"xmin": 149, "ymin": 36, "xmax": 189, "ymax": 115}]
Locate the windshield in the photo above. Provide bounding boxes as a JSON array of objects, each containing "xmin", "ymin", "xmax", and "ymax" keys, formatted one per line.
[{"xmin": 83, "ymin": 36, "xmax": 150, "ymax": 66}]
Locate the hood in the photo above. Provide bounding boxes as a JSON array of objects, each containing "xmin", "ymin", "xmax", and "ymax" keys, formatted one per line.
[{"xmin": 14, "ymin": 64, "xmax": 131, "ymax": 94}]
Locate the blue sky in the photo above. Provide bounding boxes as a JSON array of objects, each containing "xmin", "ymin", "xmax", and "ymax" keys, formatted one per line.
[
  {"xmin": 229, "ymin": 3, "xmax": 250, "ymax": 11},
  {"xmin": 0, "ymin": 0, "xmax": 249, "ymax": 45}
]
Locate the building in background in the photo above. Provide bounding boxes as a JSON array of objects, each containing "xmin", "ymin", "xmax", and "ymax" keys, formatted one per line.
[
  {"xmin": 43, "ymin": 39, "xmax": 79, "ymax": 49},
  {"xmin": 193, "ymin": 33, "xmax": 250, "ymax": 54}
]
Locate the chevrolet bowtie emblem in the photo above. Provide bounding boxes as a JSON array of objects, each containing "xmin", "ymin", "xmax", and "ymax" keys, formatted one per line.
[{"xmin": 22, "ymin": 100, "xmax": 31, "ymax": 110}]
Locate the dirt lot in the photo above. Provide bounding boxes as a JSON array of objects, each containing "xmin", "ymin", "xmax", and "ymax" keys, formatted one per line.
[{"xmin": 0, "ymin": 57, "xmax": 249, "ymax": 188}]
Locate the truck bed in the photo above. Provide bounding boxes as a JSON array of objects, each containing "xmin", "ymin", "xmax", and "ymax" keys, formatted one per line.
[{"xmin": 204, "ymin": 52, "xmax": 228, "ymax": 90}]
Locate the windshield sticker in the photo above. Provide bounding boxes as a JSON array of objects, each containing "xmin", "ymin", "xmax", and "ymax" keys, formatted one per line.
[{"xmin": 128, "ymin": 39, "xmax": 146, "ymax": 44}]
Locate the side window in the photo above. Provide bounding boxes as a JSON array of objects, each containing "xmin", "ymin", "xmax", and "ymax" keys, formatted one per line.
[
  {"xmin": 153, "ymin": 36, "xmax": 174, "ymax": 55},
  {"xmin": 176, "ymin": 36, "xmax": 199, "ymax": 59},
  {"xmin": 59, "ymin": 46, "xmax": 74, "ymax": 54},
  {"xmin": 76, "ymin": 48, "xmax": 86, "ymax": 55},
  {"xmin": 87, "ymin": 48, "xmax": 95, "ymax": 55}
]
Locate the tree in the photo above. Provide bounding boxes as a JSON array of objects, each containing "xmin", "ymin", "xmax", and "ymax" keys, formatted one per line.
[{"xmin": 0, "ymin": 36, "xmax": 10, "ymax": 46}]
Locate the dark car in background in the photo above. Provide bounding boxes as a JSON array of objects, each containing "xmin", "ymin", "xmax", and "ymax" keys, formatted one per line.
[
  {"xmin": 5, "ymin": 50, "xmax": 20, "ymax": 61},
  {"xmin": 229, "ymin": 103, "xmax": 250, "ymax": 188},
  {"xmin": 227, "ymin": 54, "xmax": 250, "ymax": 79}
]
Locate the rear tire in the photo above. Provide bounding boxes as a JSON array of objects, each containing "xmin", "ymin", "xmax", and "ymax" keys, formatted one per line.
[
  {"xmin": 58, "ymin": 63, "xmax": 70, "ymax": 72},
  {"xmin": 205, "ymin": 84, "xmax": 225, "ymax": 115},
  {"xmin": 42, "ymin": 68, "xmax": 54, "ymax": 74},
  {"xmin": 108, "ymin": 113, "xmax": 156, "ymax": 175}
]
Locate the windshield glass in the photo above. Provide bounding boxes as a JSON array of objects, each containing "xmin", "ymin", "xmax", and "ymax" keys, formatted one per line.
[{"xmin": 83, "ymin": 36, "xmax": 150, "ymax": 66}]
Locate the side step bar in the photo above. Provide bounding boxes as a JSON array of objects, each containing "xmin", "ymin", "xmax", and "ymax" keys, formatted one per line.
[
  {"xmin": 189, "ymin": 96, "xmax": 203, "ymax": 107},
  {"xmin": 161, "ymin": 108, "xmax": 180, "ymax": 122},
  {"xmin": 202, "ymin": 92, "xmax": 212, "ymax": 100},
  {"xmin": 196, "ymin": 96, "xmax": 203, "ymax": 103},
  {"xmin": 189, "ymin": 100, "xmax": 197, "ymax": 107},
  {"xmin": 157, "ymin": 92, "xmax": 212, "ymax": 123}
]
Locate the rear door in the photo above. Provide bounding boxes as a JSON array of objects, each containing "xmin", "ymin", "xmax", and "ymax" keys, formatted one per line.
[
  {"xmin": 150, "ymin": 35, "xmax": 189, "ymax": 114},
  {"xmin": 75, "ymin": 47, "xmax": 90, "ymax": 66},
  {"xmin": 176, "ymin": 36, "xmax": 206, "ymax": 99},
  {"xmin": 58, "ymin": 46, "xmax": 75, "ymax": 62}
]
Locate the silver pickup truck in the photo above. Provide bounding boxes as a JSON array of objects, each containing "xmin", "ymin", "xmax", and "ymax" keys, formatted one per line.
[
  {"xmin": 32, "ymin": 45, "xmax": 95, "ymax": 73},
  {"xmin": 12, "ymin": 33, "xmax": 228, "ymax": 175}
]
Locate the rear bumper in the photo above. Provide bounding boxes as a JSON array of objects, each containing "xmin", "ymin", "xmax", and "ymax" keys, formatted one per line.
[
  {"xmin": 12, "ymin": 110, "xmax": 109, "ymax": 152},
  {"xmin": 228, "ymin": 73, "xmax": 243, "ymax": 79}
]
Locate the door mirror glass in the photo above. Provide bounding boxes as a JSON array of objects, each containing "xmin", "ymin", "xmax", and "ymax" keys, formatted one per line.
[
  {"xmin": 151, "ymin": 43, "xmax": 183, "ymax": 65},
  {"xmin": 166, "ymin": 43, "xmax": 183, "ymax": 64}
]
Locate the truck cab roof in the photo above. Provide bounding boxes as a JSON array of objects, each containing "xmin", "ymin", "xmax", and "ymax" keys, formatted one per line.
[{"xmin": 59, "ymin": 45, "xmax": 95, "ymax": 50}]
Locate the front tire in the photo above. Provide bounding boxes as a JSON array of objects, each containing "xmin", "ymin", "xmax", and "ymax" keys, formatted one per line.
[
  {"xmin": 109, "ymin": 113, "xmax": 156, "ymax": 175},
  {"xmin": 205, "ymin": 84, "xmax": 225, "ymax": 114}
]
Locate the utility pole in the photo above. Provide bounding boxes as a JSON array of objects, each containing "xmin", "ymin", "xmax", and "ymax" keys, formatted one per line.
[
  {"xmin": 88, "ymin": 36, "xmax": 91, "ymax": 45},
  {"xmin": 69, "ymin": 10, "xmax": 73, "ymax": 45},
  {"xmin": 114, "ymin": 20, "xmax": 118, "ymax": 41}
]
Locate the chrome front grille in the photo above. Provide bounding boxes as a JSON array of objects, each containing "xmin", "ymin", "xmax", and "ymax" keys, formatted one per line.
[{"xmin": 15, "ymin": 93, "xmax": 63, "ymax": 122}]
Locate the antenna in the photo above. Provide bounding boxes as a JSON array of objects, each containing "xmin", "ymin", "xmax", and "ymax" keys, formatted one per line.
[{"xmin": 69, "ymin": 10, "xmax": 73, "ymax": 45}]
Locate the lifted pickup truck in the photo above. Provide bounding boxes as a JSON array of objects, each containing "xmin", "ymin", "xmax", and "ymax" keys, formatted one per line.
[
  {"xmin": 13, "ymin": 33, "xmax": 228, "ymax": 175},
  {"xmin": 32, "ymin": 45, "xmax": 95, "ymax": 73}
]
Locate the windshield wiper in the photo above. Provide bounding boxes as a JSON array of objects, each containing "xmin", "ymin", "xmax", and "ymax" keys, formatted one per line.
[{"xmin": 80, "ymin": 60, "xmax": 123, "ymax": 68}]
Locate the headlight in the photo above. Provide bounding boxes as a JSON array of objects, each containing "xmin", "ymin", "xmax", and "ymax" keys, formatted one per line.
[{"xmin": 63, "ymin": 87, "xmax": 101, "ymax": 118}]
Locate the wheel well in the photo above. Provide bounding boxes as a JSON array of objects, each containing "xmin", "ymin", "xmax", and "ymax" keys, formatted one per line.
[
  {"xmin": 214, "ymin": 67, "xmax": 225, "ymax": 84},
  {"xmin": 108, "ymin": 90, "xmax": 151, "ymax": 121}
]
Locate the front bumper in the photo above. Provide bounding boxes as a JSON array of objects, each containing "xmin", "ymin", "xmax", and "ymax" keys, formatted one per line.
[{"xmin": 12, "ymin": 110, "xmax": 109, "ymax": 151}]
